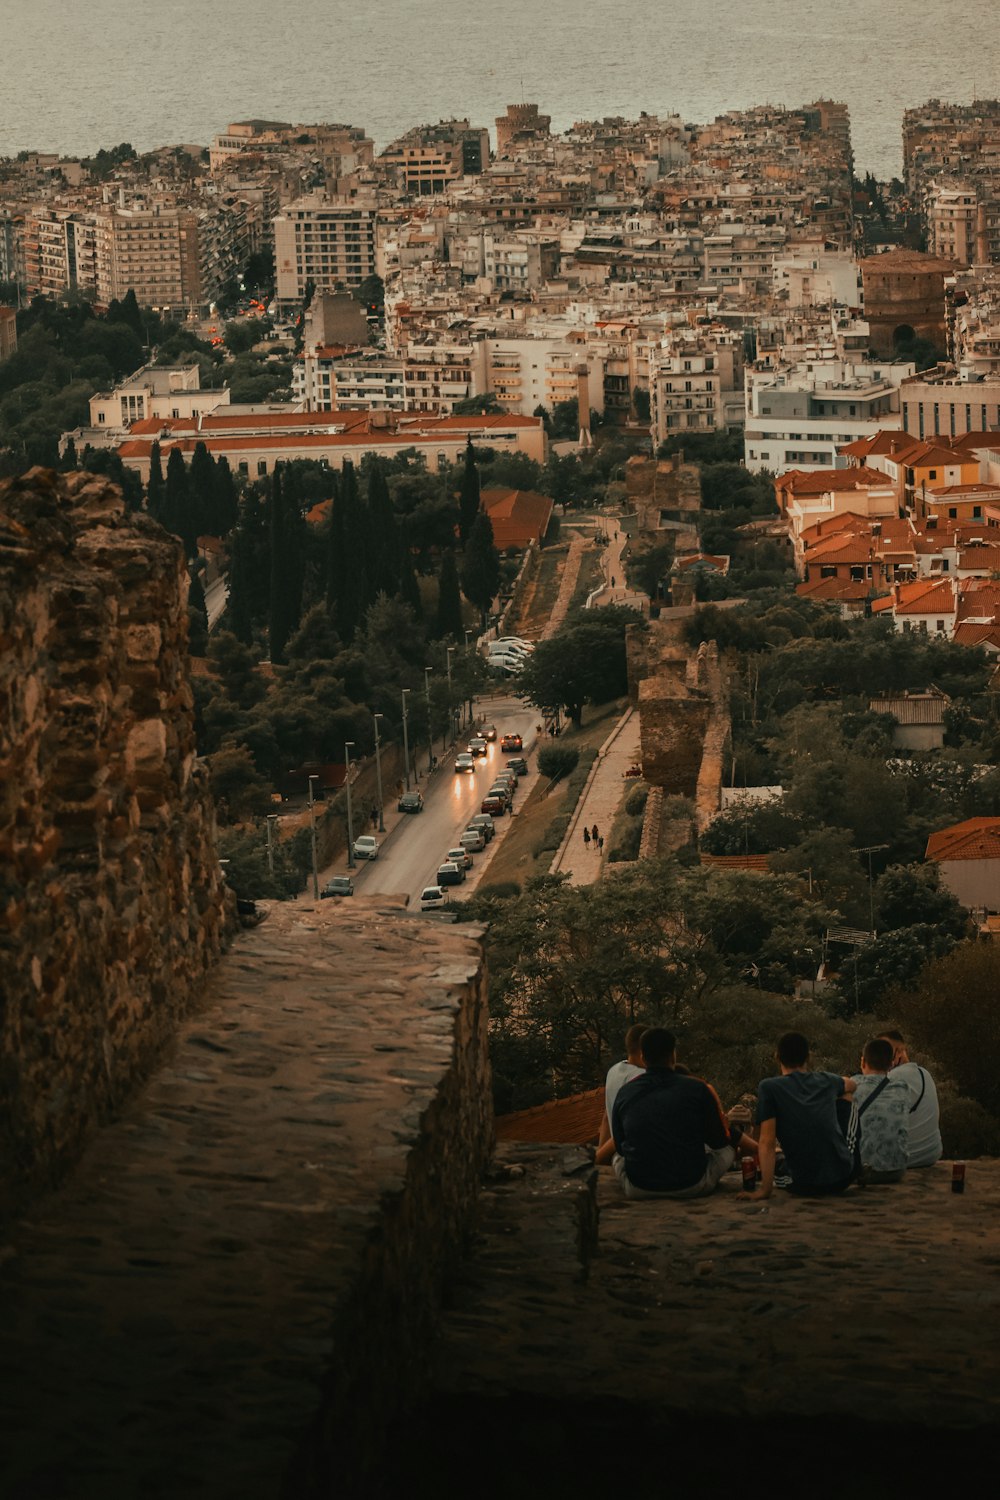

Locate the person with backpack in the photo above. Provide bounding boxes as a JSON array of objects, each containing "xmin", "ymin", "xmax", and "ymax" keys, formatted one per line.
[
  {"xmin": 849, "ymin": 1038, "xmax": 909, "ymax": 1184},
  {"xmin": 878, "ymin": 1029, "xmax": 942, "ymax": 1169}
]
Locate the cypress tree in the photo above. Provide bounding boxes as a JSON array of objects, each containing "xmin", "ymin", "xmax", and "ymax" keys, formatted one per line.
[
  {"xmin": 458, "ymin": 437, "xmax": 481, "ymax": 544},
  {"xmin": 333, "ymin": 461, "xmax": 368, "ymax": 640},
  {"xmin": 268, "ymin": 466, "xmax": 291, "ymax": 663},
  {"xmin": 62, "ymin": 436, "xmax": 78, "ymax": 472},
  {"xmin": 366, "ymin": 460, "xmax": 400, "ymax": 598},
  {"xmin": 189, "ymin": 441, "xmax": 217, "ymax": 537},
  {"xmin": 225, "ymin": 526, "xmax": 254, "ymax": 645},
  {"xmin": 461, "ymin": 509, "xmax": 501, "ymax": 627},
  {"xmin": 325, "ymin": 469, "xmax": 345, "ymax": 613},
  {"xmin": 399, "ymin": 544, "xmax": 423, "ymax": 622},
  {"xmin": 434, "ymin": 549, "xmax": 464, "ymax": 640},
  {"xmin": 147, "ymin": 440, "xmax": 165, "ymax": 519},
  {"xmin": 163, "ymin": 447, "xmax": 197, "ymax": 558},
  {"xmin": 213, "ymin": 456, "xmax": 239, "ymax": 536}
]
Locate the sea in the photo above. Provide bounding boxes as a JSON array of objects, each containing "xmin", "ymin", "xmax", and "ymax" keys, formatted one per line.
[{"xmin": 3, "ymin": 0, "xmax": 1000, "ymax": 181}]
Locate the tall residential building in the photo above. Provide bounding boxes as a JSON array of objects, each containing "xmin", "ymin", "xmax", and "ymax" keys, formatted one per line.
[
  {"xmin": 93, "ymin": 198, "xmax": 248, "ymax": 313},
  {"xmin": 380, "ymin": 120, "xmax": 490, "ymax": 193},
  {"xmin": 24, "ymin": 207, "xmax": 98, "ymax": 298},
  {"xmin": 273, "ymin": 196, "xmax": 377, "ymax": 304},
  {"xmin": 650, "ymin": 330, "xmax": 744, "ymax": 442}
]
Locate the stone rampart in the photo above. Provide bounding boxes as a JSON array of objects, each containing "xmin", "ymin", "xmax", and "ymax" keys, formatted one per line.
[
  {"xmin": 0, "ymin": 468, "xmax": 230, "ymax": 1208},
  {"xmin": 0, "ymin": 898, "xmax": 492, "ymax": 1499}
]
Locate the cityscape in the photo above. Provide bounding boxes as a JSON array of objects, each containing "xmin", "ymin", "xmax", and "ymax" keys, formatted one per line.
[{"xmin": 3, "ymin": 83, "xmax": 1000, "ymax": 1495}]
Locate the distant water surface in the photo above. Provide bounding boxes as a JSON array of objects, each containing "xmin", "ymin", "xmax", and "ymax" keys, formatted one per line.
[{"xmin": 3, "ymin": 0, "xmax": 999, "ymax": 178}]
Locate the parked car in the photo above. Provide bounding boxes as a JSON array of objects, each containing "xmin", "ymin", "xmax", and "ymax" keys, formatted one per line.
[
  {"xmin": 468, "ymin": 736, "xmax": 488, "ymax": 757},
  {"xmin": 488, "ymin": 654, "xmax": 525, "ymax": 676},
  {"xmin": 493, "ymin": 767, "xmax": 517, "ymax": 787},
  {"xmin": 460, "ymin": 828, "xmax": 485, "ymax": 854},
  {"xmin": 320, "ymin": 876, "xmax": 354, "ymax": 898},
  {"xmin": 437, "ymin": 861, "xmax": 466, "ymax": 886},
  {"xmin": 420, "ymin": 885, "xmax": 450, "ymax": 911},
  {"xmin": 494, "ymin": 636, "xmax": 533, "ymax": 651},
  {"xmin": 508, "ymin": 757, "xmax": 529, "ymax": 775},
  {"xmin": 469, "ymin": 813, "xmax": 496, "ymax": 840},
  {"xmin": 398, "ymin": 790, "xmax": 424, "ymax": 813},
  {"xmin": 480, "ymin": 795, "xmax": 507, "ymax": 817},
  {"xmin": 500, "ymin": 733, "xmax": 523, "ymax": 752},
  {"xmin": 353, "ymin": 835, "xmax": 379, "ymax": 860},
  {"xmin": 446, "ymin": 846, "xmax": 474, "ymax": 869},
  {"xmin": 454, "ymin": 752, "xmax": 476, "ymax": 774}
]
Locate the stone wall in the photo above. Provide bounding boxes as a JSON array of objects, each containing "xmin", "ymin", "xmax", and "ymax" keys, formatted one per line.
[{"xmin": 0, "ymin": 468, "xmax": 230, "ymax": 1208}]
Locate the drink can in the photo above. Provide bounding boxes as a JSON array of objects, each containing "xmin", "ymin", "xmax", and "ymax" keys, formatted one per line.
[
  {"xmin": 741, "ymin": 1156, "xmax": 757, "ymax": 1192},
  {"xmin": 952, "ymin": 1161, "xmax": 966, "ymax": 1194}
]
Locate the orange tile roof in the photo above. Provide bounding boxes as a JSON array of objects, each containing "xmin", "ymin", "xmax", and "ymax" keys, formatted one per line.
[
  {"xmin": 480, "ymin": 486, "xmax": 553, "ymax": 549},
  {"xmin": 928, "ymin": 483, "xmax": 1000, "ymax": 498},
  {"xmin": 953, "ymin": 623, "xmax": 1000, "ymax": 648},
  {"xmin": 494, "ymin": 1087, "xmax": 604, "ymax": 1144},
  {"xmin": 926, "ymin": 817, "xmax": 1000, "ymax": 863},
  {"xmin": 699, "ymin": 852, "xmax": 772, "ymax": 871},
  {"xmin": 796, "ymin": 577, "xmax": 871, "ymax": 601},
  {"xmin": 778, "ymin": 465, "xmax": 894, "ymax": 495},
  {"xmin": 892, "ymin": 579, "xmax": 956, "ymax": 615}
]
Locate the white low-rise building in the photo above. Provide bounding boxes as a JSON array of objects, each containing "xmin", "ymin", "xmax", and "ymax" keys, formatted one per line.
[{"xmin": 745, "ymin": 358, "xmax": 914, "ymax": 473}]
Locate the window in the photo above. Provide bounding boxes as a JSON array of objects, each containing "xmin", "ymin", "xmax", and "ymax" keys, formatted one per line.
[
  {"xmin": 936, "ymin": 620, "xmax": 945, "ymax": 633},
  {"xmin": 97, "ymin": 412, "xmax": 105, "ymax": 423},
  {"xmin": 929, "ymin": 470, "xmax": 937, "ymax": 480},
  {"xmin": 257, "ymin": 460, "xmax": 267, "ymax": 476}
]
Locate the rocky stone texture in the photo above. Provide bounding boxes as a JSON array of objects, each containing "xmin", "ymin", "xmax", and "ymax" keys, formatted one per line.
[
  {"xmin": 408, "ymin": 1144, "xmax": 1000, "ymax": 1490},
  {"xmin": 0, "ymin": 468, "xmax": 230, "ymax": 1207},
  {"xmin": 0, "ymin": 898, "xmax": 491, "ymax": 1500}
]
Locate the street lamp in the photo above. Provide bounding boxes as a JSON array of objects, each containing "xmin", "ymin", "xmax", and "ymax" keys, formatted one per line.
[
  {"xmin": 446, "ymin": 646, "xmax": 456, "ymax": 747},
  {"xmin": 852, "ymin": 843, "xmax": 889, "ymax": 936},
  {"xmin": 401, "ymin": 688, "xmax": 411, "ymax": 791},
  {"xmin": 373, "ymin": 713, "xmax": 385, "ymax": 832},
  {"xmin": 424, "ymin": 667, "xmax": 434, "ymax": 772},
  {"xmin": 345, "ymin": 742, "xmax": 356, "ymax": 869},
  {"xmin": 265, "ymin": 813, "xmax": 279, "ymax": 877},
  {"xmin": 307, "ymin": 775, "xmax": 320, "ymax": 898}
]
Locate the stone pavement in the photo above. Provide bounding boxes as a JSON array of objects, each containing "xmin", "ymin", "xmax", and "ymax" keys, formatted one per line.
[
  {"xmin": 542, "ymin": 532, "xmax": 586, "ymax": 638},
  {"xmin": 421, "ymin": 1144, "xmax": 1000, "ymax": 1486},
  {"xmin": 0, "ymin": 900, "xmax": 491, "ymax": 1500},
  {"xmin": 550, "ymin": 708, "xmax": 641, "ymax": 885},
  {"xmin": 590, "ymin": 511, "xmax": 648, "ymax": 614}
]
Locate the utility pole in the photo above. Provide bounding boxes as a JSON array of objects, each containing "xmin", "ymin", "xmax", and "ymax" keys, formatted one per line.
[
  {"xmin": 345, "ymin": 742, "xmax": 356, "ymax": 869},
  {"xmin": 424, "ymin": 666, "xmax": 433, "ymax": 772},
  {"xmin": 265, "ymin": 813, "xmax": 278, "ymax": 877},
  {"xmin": 401, "ymin": 688, "xmax": 411, "ymax": 790},
  {"xmin": 446, "ymin": 646, "xmax": 456, "ymax": 747},
  {"xmin": 373, "ymin": 713, "xmax": 385, "ymax": 832},
  {"xmin": 307, "ymin": 775, "xmax": 320, "ymax": 898},
  {"xmin": 852, "ymin": 843, "xmax": 889, "ymax": 936}
]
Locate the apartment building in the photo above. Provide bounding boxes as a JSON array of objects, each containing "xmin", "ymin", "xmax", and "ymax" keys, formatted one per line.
[
  {"xmin": 93, "ymin": 197, "xmax": 247, "ymax": 312},
  {"xmin": 744, "ymin": 359, "xmax": 912, "ymax": 473},
  {"xmin": 23, "ymin": 207, "xmax": 99, "ymax": 298},
  {"xmin": 0, "ymin": 306, "xmax": 17, "ymax": 361},
  {"xmin": 295, "ymin": 344, "xmax": 477, "ymax": 413},
  {"xmin": 482, "ymin": 231, "xmax": 560, "ymax": 293},
  {"xmin": 273, "ymin": 196, "xmax": 377, "ymax": 303},
  {"xmin": 649, "ymin": 329, "xmax": 744, "ymax": 441},
  {"xmin": 900, "ymin": 370, "xmax": 1000, "ymax": 441},
  {"xmin": 380, "ymin": 120, "xmax": 489, "ymax": 194}
]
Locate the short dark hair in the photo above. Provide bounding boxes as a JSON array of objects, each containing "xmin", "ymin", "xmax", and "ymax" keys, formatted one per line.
[
  {"xmin": 879, "ymin": 1029, "xmax": 905, "ymax": 1045},
  {"xmin": 777, "ymin": 1032, "xmax": 810, "ymax": 1068},
  {"xmin": 640, "ymin": 1028, "xmax": 676, "ymax": 1066},
  {"xmin": 624, "ymin": 1023, "xmax": 646, "ymax": 1054},
  {"xmin": 863, "ymin": 1037, "xmax": 894, "ymax": 1071}
]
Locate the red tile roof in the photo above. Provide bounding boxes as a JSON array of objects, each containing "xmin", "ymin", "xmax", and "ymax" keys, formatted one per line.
[
  {"xmin": 494, "ymin": 1087, "xmax": 604, "ymax": 1144},
  {"xmin": 926, "ymin": 817, "xmax": 1000, "ymax": 863},
  {"xmin": 778, "ymin": 466, "xmax": 893, "ymax": 495},
  {"xmin": 480, "ymin": 486, "xmax": 553, "ymax": 549},
  {"xmin": 699, "ymin": 852, "xmax": 772, "ymax": 871}
]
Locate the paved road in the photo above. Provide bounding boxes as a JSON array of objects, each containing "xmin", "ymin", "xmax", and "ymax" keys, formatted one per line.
[
  {"xmin": 333, "ymin": 697, "xmax": 540, "ymax": 906},
  {"xmin": 205, "ymin": 574, "xmax": 228, "ymax": 629}
]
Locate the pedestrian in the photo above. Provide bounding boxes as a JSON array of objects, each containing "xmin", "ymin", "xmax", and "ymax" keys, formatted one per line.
[
  {"xmin": 583, "ymin": 827, "xmax": 591, "ymax": 848},
  {"xmin": 592, "ymin": 824, "xmax": 599, "ymax": 842},
  {"xmin": 598, "ymin": 835, "xmax": 604, "ymax": 854},
  {"xmin": 370, "ymin": 806, "xmax": 378, "ymax": 829},
  {"xmin": 611, "ymin": 576, "xmax": 616, "ymax": 588}
]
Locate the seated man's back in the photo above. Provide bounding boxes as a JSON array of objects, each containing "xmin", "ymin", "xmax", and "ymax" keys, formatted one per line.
[
  {"xmin": 879, "ymin": 1031, "xmax": 941, "ymax": 1169},
  {"xmin": 757, "ymin": 1047, "xmax": 854, "ymax": 1196},
  {"xmin": 613, "ymin": 1065, "xmax": 730, "ymax": 1194},
  {"xmin": 852, "ymin": 1037, "xmax": 910, "ymax": 1182}
]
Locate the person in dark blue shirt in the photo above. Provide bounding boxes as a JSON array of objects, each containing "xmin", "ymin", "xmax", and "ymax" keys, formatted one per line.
[
  {"xmin": 609, "ymin": 1028, "xmax": 738, "ymax": 1199},
  {"xmin": 742, "ymin": 1032, "xmax": 857, "ymax": 1200}
]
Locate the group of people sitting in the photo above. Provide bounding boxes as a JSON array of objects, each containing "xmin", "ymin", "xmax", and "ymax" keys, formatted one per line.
[{"xmin": 595, "ymin": 1024, "xmax": 942, "ymax": 1201}]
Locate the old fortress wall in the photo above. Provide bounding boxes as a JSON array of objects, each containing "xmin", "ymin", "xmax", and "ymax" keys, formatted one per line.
[{"xmin": 0, "ymin": 468, "xmax": 231, "ymax": 1207}]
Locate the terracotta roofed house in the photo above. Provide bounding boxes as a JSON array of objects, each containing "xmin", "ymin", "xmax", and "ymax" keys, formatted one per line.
[{"xmin": 925, "ymin": 817, "xmax": 1000, "ymax": 912}]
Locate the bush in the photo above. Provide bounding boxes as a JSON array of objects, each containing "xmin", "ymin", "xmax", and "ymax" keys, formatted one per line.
[
  {"xmin": 607, "ymin": 821, "xmax": 643, "ymax": 862},
  {"xmin": 939, "ymin": 1094, "xmax": 1000, "ymax": 1159},
  {"xmin": 537, "ymin": 745, "xmax": 580, "ymax": 781},
  {"xmin": 624, "ymin": 784, "xmax": 648, "ymax": 817},
  {"xmin": 477, "ymin": 880, "xmax": 522, "ymax": 899}
]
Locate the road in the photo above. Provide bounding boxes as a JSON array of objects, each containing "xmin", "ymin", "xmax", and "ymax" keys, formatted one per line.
[
  {"xmin": 327, "ymin": 697, "xmax": 540, "ymax": 907},
  {"xmin": 205, "ymin": 575, "xmax": 228, "ymax": 629}
]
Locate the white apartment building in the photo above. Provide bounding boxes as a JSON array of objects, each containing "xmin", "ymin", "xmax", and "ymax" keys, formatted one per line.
[
  {"xmin": 294, "ymin": 344, "xmax": 477, "ymax": 413},
  {"xmin": 744, "ymin": 359, "xmax": 913, "ymax": 473},
  {"xmin": 649, "ymin": 329, "xmax": 745, "ymax": 442},
  {"xmin": 772, "ymin": 246, "xmax": 862, "ymax": 309},
  {"xmin": 273, "ymin": 196, "xmax": 377, "ymax": 304}
]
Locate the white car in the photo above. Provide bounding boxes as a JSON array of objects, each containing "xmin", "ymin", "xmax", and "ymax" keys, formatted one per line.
[
  {"xmin": 454, "ymin": 752, "xmax": 476, "ymax": 773},
  {"xmin": 420, "ymin": 885, "xmax": 449, "ymax": 911},
  {"xmin": 353, "ymin": 835, "xmax": 379, "ymax": 860},
  {"xmin": 446, "ymin": 846, "xmax": 474, "ymax": 869}
]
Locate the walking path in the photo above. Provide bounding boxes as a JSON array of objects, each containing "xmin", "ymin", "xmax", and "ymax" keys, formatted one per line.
[
  {"xmin": 550, "ymin": 707, "xmax": 641, "ymax": 886},
  {"xmin": 590, "ymin": 515, "xmax": 648, "ymax": 614},
  {"xmin": 542, "ymin": 533, "xmax": 586, "ymax": 638}
]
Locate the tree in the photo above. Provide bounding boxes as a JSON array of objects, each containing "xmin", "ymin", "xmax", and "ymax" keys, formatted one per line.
[
  {"xmin": 897, "ymin": 942, "xmax": 1000, "ymax": 1116},
  {"xmin": 875, "ymin": 863, "xmax": 970, "ymax": 939},
  {"xmin": 536, "ymin": 746, "xmax": 579, "ymax": 781},
  {"xmin": 212, "ymin": 456, "xmax": 239, "ymax": 536},
  {"xmin": 330, "ymin": 461, "xmax": 369, "ymax": 640},
  {"xmin": 460, "ymin": 509, "xmax": 501, "ymax": 626},
  {"xmin": 162, "ymin": 446, "xmax": 197, "ymax": 557},
  {"xmin": 458, "ymin": 437, "xmax": 481, "ymax": 544},
  {"xmin": 147, "ymin": 439, "xmax": 165, "ymax": 519},
  {"xmin": 188, "ymin": 441, "xmax": 217, "ymax": 538},
  {"xmin": 551, "ymin": 398, "xmax": 579, "ymax": 438},
  {"xmin": 366, "ymin": 460, "xmax": 399, "ymax": 598},
  {"xmin": 267, "ymin": 466, "xmax": 303, "ymax": 664},
  {"xmin": 434, "ymin": 549, "xmax": 464, "ymax": 640},
  {"xmin": 518, "ymin": 605, "xmax": 643, "ymax": 725},
  {"xmin": 208, "ymin": 742, "xmax": 274, "ymax": 824},
  {"xmin": 452, "ymin": 393, "xmax": 502, "ymax": 415}
]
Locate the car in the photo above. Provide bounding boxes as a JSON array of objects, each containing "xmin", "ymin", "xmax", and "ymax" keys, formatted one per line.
[
  {"xmin": 420, "ymin": 885, "xmax": 450, "ymax": 911},
  {"xmin": 460, "ymin": 828, "xmax": 485, "ymax": 853},
  {"xmin": 397, "ymin": 791, "xmax": 424, "ymax": 813},
  {"xmin": 495, "ymin": 636, "xmax": 533, "ymax": 650},
  {"xmin": 469, "ymin": 814, "xmax": 496, "ymax": 840},
  {"xmin": 446, "ymin": 846, "xmax": 474, "ymax": 869},
  {"xmin": 481, "ymin": 795, "xmax": 507, "ymax": 817},
  {"xmin": 468, "ymin": 737, "xmax": 488, "ymax": 757},
  {"xmin": 487, "ymin": 788, "xmax": 510, "ymax": 809},
  {"xmin": 482, "ymin": 724, "xmax": 498, "ymax": 741},
  {"xmin": 320, "ymin": 876, "xmax": 355, "ymax": 898},
  {"xmin": 493, "ymin": 767, "xmax": 517, "ymax": 787},
  {"xmin": 353, "ymin": 835, "xmax": 379, "ymax": 860},
  {"xmin": 488, "ymin": 655, "xmax": 525, "ymax": 676},
  {"xmin": 454, "ymin": 752, "xmax": 476, "ymax": 773},
  {"xmin": 500, "ymin": 733, "xmax": 523, "ymax": 752},
  {"xmin": 437, "ymin": 860, "xmax": 466, "ymax": 886},
  {"xmin": 508, "ymin": 757, "xmax": 529, "ymax": 776}
]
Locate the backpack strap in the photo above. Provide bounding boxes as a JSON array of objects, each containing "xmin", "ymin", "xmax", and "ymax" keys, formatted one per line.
[
  {"xmin": 858, "ymin": 1076, "xmax": 891, "ymax": 1119},
  {"xmin": 909, "ymin": 1067, "xmax": 927, "ymax": 1115}
]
